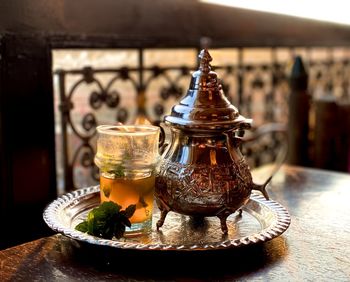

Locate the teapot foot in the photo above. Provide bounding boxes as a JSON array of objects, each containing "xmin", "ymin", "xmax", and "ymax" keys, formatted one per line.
[
  {"xmin": 156, "ymin": 210, "xmax": 169, "ymax": 230},
  {"xmin": 156, "ymin": 198, "xmax": 171, "ymax": 230},
  {"xmin": 218, "ymin": 215, "xmax": 229, "ymax": 234},
  {"xmin": 217, "ymin": 210, "xmax": 232, "ymax": 234},
  {"xmin": 217, "ymin": 208, "xmax": 243, "ymax": 234}
]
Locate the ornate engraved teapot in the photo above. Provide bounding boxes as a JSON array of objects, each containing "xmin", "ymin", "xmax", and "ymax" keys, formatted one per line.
[{"xmin": 155, "ymin": 49, "xmax": 270, "ymax": 234}]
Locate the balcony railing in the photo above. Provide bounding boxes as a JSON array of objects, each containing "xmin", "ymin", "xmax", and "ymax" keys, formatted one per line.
[{"xmin": 54, "ymin": 47, "xmax": 350, "ymax": 192}]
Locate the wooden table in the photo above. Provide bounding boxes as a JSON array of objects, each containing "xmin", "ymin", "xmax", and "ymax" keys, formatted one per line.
[{"xmin": 1, "ymin": 165, "xmax": 350, "ymax": 281}]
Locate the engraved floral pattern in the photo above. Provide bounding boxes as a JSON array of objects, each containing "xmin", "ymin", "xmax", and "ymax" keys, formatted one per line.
[{"xmin": 156, "ymin": 158, "xmax": 253, "ymax": 208}]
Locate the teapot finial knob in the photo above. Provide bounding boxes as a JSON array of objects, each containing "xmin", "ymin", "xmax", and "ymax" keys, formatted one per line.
[
  {"xmin": 165, "ymin": 48, "xmax": 251, "ymax": 130},
  {"xmin": 199, "ymin": 49, "xmax": 212, "ymax": 74}
]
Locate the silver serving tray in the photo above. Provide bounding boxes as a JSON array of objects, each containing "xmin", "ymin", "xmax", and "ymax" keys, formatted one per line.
[{"xmin": 43, "ymin": 186, "xmax": 290, "ymax": 251}]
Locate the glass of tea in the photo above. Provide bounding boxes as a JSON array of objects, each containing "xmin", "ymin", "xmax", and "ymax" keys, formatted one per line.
[{"xmin": 94, "ymin": 124, "xmax": 160, "ymax": 236}]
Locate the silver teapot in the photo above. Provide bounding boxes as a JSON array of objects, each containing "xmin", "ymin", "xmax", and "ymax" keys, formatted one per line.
[{"xmin": 155, "ymin": 49, "xmax": 270, "ymax": 234}]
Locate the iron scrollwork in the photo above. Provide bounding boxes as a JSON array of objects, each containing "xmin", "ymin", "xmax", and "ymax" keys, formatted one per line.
[{"xmin": 56, "ymin": 66, "xmax": 139, "ymax": 190}]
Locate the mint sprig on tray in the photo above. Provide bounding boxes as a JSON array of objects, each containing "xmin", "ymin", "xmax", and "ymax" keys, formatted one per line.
[{"xmin": 75, "ymin": 201, "xmax": 136, "ymax": 239}]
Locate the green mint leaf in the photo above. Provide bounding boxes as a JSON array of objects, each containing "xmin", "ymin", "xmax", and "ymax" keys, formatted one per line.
[
  {"xmin": 118, "ymin": 213, "xmax": 132, "ymax": 228},
  {"xmin": 88, "ymin": 202, "xmax": 121, "ymax": 236},
  {"xmin": 99, "ymin": 220, "xmax": 115, "ymax": 239},
  {"xmin": 74, "ymin": 201, "xmax": 137, "ymax": 240},
  {"xmin": 87, "ymin": 212, "xmax": 95, "ymax": 234},
  {"xmin": 124, "ymin": 204, "xmax": 136, "ymax": 218},
  {"xmin": 102, "ymin": 186, "xmax": 111, "ymax": 198},
  {"xmin": 139, "ymin": 196, "xmax": 148, "ymax": 207},
  {"xmin": 112, "ymin": 165, "xmax": 125, "ymax": 177},
  {"xmin": 75, "ymin": 221, "xmax": 88, "ymax": 232},
  {"xmin": 113, "ymin": 223, "xmax": 126, "ymax": 239},
  {"xmin": 99, "ymin": 201, "xmax": 122, "ymax": 214},
  {"xmin": 123, "ymin": 217, "xmax": 131, "ymax": 228}
]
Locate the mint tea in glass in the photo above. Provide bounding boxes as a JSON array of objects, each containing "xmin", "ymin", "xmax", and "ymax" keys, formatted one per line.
[{"xmin": 95, "ymin": 125, "xmax": 160, "ymax": 236}]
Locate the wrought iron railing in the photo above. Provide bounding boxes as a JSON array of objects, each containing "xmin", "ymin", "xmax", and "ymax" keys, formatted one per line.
[{"xmin": 54, "ymin": 48, "xmax": 350, "ymax": 192}]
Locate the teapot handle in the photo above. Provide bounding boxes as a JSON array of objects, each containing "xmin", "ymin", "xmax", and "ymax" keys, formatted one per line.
[
  {"xmin": 152, "ymin": 120, "xmax": 168, "ymax": 153},
  {"xmin": 239, "ymin": 123, "xmax": 288, "ymax": 200}
]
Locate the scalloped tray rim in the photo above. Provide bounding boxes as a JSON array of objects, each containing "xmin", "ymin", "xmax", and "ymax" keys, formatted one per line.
[{"xmin": 43, "ymin": 185, "xmax": 291, "ymax": 251}]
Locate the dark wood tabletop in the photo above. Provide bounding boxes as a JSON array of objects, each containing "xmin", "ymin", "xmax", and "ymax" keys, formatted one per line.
[{"xmin": 1, "ymin": 165, "xmax": 350, "ymax": 281}]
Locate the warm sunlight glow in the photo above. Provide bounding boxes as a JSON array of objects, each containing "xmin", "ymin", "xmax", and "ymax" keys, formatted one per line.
[{"xmin": 201, "ymin": 0, "xmax": 350, "ymax": 26}]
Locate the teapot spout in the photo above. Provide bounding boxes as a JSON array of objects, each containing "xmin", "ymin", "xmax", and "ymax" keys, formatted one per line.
[{"xmin": 252, "ymin": 176, "xmax": 272, "ymax": 200}]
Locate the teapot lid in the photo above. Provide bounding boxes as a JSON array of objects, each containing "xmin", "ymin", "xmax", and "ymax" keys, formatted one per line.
[{"xmin": 165, "ymin": 49, "xmax": 252, "ymax": 131}]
